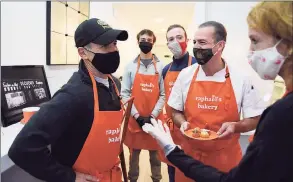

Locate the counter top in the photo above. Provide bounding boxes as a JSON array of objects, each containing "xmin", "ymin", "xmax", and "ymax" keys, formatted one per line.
[{"xmin": 1, "ymin": 123, "xmax": 24, "ymax": 172}]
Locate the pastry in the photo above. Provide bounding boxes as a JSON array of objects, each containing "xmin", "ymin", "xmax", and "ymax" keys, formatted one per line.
[
  {"xmin": 192, "ymin": 127, "xmax": 201, "ymax": 133},
  {"xmin": 192, "ymin": 132, "xmax": 200, "ymax": 138},
  {"xmin": 200, "ymin": 131, "xmax": 210, "ymax": 138},
  {"xmin": 201, "ymin": 129, "xmax": 210, "ymax": 135},
  {"xmin": 191, "ymin": 127, "xmax": 211, "ymax": 138},
  {"xmin": 192, "ymin": 127, "xmax": 201, "ymax": 137}
]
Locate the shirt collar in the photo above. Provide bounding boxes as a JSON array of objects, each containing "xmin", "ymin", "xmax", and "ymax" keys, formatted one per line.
[
  {"xmin": 133, "ymin": 54, "xmax": 160, "ymax": 63},
  {"xmin": 198, "ymin": 59, "xmax": 227, "ymax": 77},
  {"xmin": 172, "ymin": 52, "xmax": 189, "ymax": 63}
]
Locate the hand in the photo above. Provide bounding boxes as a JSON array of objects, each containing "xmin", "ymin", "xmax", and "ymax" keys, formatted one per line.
[
  {"xmin": 75, "ymin": 172, "xmax": 99, "ymax": 182},
  {"xmin": 180, "ymin": 121, "xmax": 190, "ymax": 134},
  {"xmin": 217, "ymin": 122, "xmax": 237, "ymax": 139},
  {"xmin": 142, "ymin": 118, "xmax": 175, "ymax": 149},
  {"xmin": 136, "ymin": 116, "xmax": 151, "ymax": 128}
]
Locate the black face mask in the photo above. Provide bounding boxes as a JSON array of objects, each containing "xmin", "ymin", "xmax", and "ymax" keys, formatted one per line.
[
  {"xmin": 193, "ymin": 47, "xmax": 215, "ymax": 65},
  {"xmin": 88, "ymin": 50, "xmax": 120, "ymax": 74},
  {"xmin": 139, "ymin": 42, "xmax": 153, "ymax": 54}
]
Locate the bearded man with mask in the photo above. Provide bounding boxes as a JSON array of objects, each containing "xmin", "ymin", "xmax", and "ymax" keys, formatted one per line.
[
  {"xmin": 164, "ymin": 21, "xmax": 267, "ymax": 182},
  {"xmin": 8, "ymin": 18, "xmax": 128, "ymax": 182},
  {"xmin": 161, "ymin": 24, "xmax": 197, "ymax": 182},
  {"xmin": 121, "ymin": 29, "xmax": 165, "ymax": 182}
]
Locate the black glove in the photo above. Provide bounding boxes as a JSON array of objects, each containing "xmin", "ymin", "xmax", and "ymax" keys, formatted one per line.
[
  {"xmin": 144, "ymin": 116, "xmax": 153, "ymax": 124},
  {"xmin": 136, "ymin": 116, "xmax": 152, "ymax": 128}
]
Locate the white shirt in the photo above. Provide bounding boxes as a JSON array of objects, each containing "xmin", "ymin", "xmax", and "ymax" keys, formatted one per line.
[
  {"xmin": 167, "ymin": 63, "xmax": 266, "ymax": 119},
  {"xmin": 94, "ymin": 76, "xmax": 109, "ymax": 88}
]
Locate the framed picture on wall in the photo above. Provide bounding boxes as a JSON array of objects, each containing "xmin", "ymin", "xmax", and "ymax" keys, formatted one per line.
[{"xmin": 46, "ymin": 1, "xmax": 90, "ymax": 65}]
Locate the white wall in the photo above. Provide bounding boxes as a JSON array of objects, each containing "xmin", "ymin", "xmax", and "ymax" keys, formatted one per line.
[
  {"xmin": 1, "ymin": 2, "xmax": 79, "ymax": 96},
  {"xmin": 1, "ymin": 2, "xmax": 139, "ymax": 95},
  {"xmin": 90, "ymin": 2, "xmax": 140, "ymax": 78}
]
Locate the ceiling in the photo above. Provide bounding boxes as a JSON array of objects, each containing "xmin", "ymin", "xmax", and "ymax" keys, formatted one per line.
[{"xmin": 112, "ymin": 2, "xmax": 196, "ymax": 46}]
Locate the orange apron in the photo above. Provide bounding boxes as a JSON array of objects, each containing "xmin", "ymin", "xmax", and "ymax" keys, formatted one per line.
[
  {"xmin": 124, "ymin": 56, "xmax": 164, "ymax": 150},
  {"xmin": 248, "ymin": 133, "xmax": 254, "ymax": 143},
  {"xmin": 176, "ymin": 66, "xmax": 242, "ymax": 182},
  {"xmin": 248, "ymin": 89, "xmax": 293, "ymax": 143},
  {"xmin": 157, "ymin": 56, "xmax": 192, "ymax": 165},
  {"xmin": 73, "ymin": 70, "xmax": 123, "ymax": 182}
]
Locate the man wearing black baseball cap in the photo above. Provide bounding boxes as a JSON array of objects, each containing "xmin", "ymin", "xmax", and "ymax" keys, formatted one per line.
[{"xmin": 9, "ymin": 18, "xmax": 128, "ymax": 182}]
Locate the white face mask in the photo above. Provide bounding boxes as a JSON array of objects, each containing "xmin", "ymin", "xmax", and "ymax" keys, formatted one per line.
[
  {"xmin": 167, "ymin": 40, "xmax": 187, "ymax": 58},
  {"xmin": 247, "ymin": 40, "xmax": 287, "ymax": 80}
]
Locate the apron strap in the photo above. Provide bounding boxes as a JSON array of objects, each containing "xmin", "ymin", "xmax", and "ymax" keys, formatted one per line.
[
  {"xmin": 88, "ymin": 70, "xmax": 100, "ymax": 112},
  {"xmin": 192, "ymin": 65, "xmax": 200, "ymax": 83},
  {"xmin": 136, "ymin": 56, "xmax": 141, "ymax": 74},
  {"xmin": 108, "ymin": 75, "xmax": 126, "ymax": 111},
  {"xmin": 136, "ymin": 55, "xmax": 158, "ymax": 74},
  {"xmin": 152, "ymin": 56, "xmax": 159, "ymax": 74},
  {"xmin": 187, "ymin": 55, "xmax": 192, "ymax": 66},
  {"xmin": 224, "ymin": 66, "xmax": 232, "ymax": 100},
  {"xmin": 86, "ymin": 63, "xmax": 124, "ymax": 112}
]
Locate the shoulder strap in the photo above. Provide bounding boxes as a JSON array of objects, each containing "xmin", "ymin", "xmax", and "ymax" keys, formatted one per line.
[{"xmin": 108, "ymin": 75, "xmax": 125, "ymax": 111}]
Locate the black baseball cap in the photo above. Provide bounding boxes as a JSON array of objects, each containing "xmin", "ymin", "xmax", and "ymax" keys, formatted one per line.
[{"xmin": 74, "ymin": 18, "xmax": 128, "ymax": 47}]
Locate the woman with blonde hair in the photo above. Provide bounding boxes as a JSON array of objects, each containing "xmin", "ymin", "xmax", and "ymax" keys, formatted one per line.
[{"xmin": 142, "ymin": 2, "xmax": 293, "ymax": 182}]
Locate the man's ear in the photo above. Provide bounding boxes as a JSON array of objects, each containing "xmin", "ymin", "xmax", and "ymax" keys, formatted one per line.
[
  {"xmin": 78, "ymin": 47, "xmax": 89, "ymax": 60},
  {"xmin": 220, "ymin": 41, "xmax": 226, "ymax": 51},
  {"xmin": 215, "ymin": 41, "xmax": 225, "ymax": 53}
]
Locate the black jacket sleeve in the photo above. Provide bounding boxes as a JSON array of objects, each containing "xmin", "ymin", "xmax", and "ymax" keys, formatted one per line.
[
  {"xmin": 167, "ymin": 103, "xmax": 293, "ymax": 182},
  {"xmin": 8, "ymin": 90, "xmax": 83, "ymax": 182}
]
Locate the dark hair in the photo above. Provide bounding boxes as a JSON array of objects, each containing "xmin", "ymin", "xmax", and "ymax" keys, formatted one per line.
[
  {"xmin": 199, "ymin": 21, "xmax": 227, "ymax": 43},
  {"xmin": 166, "ymin": 24, "xmax": 187, "ymax": 39},
  {"xmin": 136, "ymin": 29, "xmax": 156, "ymax": 43}
]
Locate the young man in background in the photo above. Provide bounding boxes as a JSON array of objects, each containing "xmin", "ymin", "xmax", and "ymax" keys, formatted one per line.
[
  {"xmin": 121, "ymin": 29, "xmax": 165, "ymax": 182},
  {"xmin": 161, "ymin": 24, "xmax": 197, "ymax": 182}
]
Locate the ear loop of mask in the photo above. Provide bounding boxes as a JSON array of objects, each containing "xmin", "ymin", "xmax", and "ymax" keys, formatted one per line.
[
  {"xmin": 84, "ymin": 48, "xmax": 95, "ymax": 54},
  {"xmin": 211, "ymin": 41, "xmax": 222, "ymax": 56},
  {"xmin": 274, "ymin": 39, "xmax": 283, "ymax": 48},
  {"xmin": 82, "ymin": 48, "xmax": 98, "ymax": 74},
  {"xmin": 272, "ymin": 39, "xmax": 284, "ymax": 55},
  {"xmin": 273, "ymin": 39, "xmax": 289, "ymax": 61}
]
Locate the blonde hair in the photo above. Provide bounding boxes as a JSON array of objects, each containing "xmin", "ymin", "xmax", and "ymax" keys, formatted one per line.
[{"xmin": 247, "ymin": 2, "xmax": 293, "ymax": 55}]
